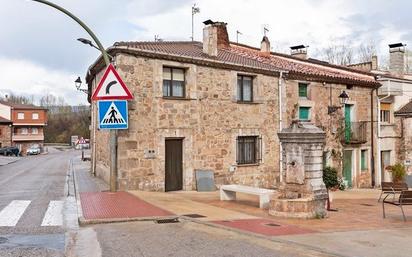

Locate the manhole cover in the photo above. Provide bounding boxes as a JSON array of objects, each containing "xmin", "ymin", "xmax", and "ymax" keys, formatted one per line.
[
  {"xmin": 0, "ymin": 237, "xmax": 8, "ymax": 244},
  {"xmin": 182, "ymin": 214, "xmax": 206, "ymax": 218},
  {"xmin": 264, "ymin": 223, "xmax": 280, "ymax": 227},
  {"xmin": 154, "ymin": 218, "xmax": 179, "ymax": 224}
]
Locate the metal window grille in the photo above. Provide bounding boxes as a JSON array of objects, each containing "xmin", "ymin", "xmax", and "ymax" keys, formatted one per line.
[{"xmin": 236, "ymin": 136, "xmax": 262, "ymax": 164}]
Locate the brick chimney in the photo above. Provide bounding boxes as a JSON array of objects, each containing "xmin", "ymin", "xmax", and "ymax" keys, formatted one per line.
[
  {"xmin": 202, "ymin": 20, "xmax": 229, "ymax": 56},
  {"xmin": 260, "ymin": 36, "xmax": 271, "ymax": 56},
  {"xmin": 290, "ymin": 45, "xmax": 308, "ymax": 59},
  {"xmin": 389, "ymin": 43, "xmax": 406, "ymax": 74}
]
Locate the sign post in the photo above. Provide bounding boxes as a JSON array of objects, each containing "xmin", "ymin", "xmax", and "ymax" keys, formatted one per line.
[{"xmin": 92, "ymin": 64, "xmax": 133, "ymax": 192}]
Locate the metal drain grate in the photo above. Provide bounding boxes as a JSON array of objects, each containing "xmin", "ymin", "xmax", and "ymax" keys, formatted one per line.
[
  {"xmin": 182, "ymin": 214, "xmax": 206, "ymax": 218},
  {"xmin": 154, "ymin": 218, "xmax": 179, "ymax": 224},
  {"xmin": 264, "ymin": 223, "xmax": 280, "ymax": 227}
]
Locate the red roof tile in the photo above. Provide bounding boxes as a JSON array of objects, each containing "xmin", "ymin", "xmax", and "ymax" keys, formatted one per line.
[
  {"xmin": 0, "ymin": 116, "xmax": 12, "ymax": 124},
  {"xmin": 109, "ymin": 41, "xmax": 379, "ymax": 87},
  {"xmin": 395, "ymin": 101, "xmax": 412, "ymax": 115},
  {"xmin": 0, "ymin": 101, "xmax": 47, "ymax": 110}
]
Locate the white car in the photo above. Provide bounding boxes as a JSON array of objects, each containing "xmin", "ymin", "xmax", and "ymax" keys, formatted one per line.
[{"xmin": 26, "ymin": 145, "xmax": 41, "ymax": 155}]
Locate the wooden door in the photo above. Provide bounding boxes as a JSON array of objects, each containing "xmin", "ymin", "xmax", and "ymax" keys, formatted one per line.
[
  {"xmin": 343, "ymin": 150, "xmax": 353, "ymax": 187},
  {"xmin": 165, "ymin": 139, "xmax": 183, "ymax": 191}
]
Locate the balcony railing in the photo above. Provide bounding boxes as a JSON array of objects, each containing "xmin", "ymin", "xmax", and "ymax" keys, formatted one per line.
[
  {"xmin": 12, "ymin": 134, "xmax": 44, "ymax": 141},
  {"xmin": 340, "ymin": 121, "xmax": 367, "ymax": 144}
]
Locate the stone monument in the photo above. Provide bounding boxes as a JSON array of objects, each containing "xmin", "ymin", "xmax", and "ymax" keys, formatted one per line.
[{"xmin": 269, "ymin": 121, "xmax": 328, "ymax": 218}]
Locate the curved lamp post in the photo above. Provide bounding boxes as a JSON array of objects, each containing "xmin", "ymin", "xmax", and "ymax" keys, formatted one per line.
[{"xmin": 31, "ymin": 0, "xmax": 118, "ymax": 192}]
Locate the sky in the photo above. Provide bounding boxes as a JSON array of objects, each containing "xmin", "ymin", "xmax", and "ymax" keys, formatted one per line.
[{"xmin": 1, "ymin": 0, "xmax": 411, "ymax": 105}]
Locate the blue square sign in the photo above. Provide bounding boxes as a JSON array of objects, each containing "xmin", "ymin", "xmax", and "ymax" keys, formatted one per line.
[{"xmin": 98, "ymin": 100, "xmax": 128, "ymax": 129}]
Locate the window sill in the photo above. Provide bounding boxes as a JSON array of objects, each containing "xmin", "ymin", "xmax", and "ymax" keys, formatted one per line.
[
  {"xmin": 236, "ymin": 163, "xmax": 260, "ymax": 167},
  {"xmin": 380, "ymin": 123, "xmax": 394, "ymax": 126},
  {"xmin": 236, "ymin": 101, "xmax": 262, "ymax": 105},
  {"xmin": 162, "ymin": 96, "xmax": 192, "ymax": 101}
]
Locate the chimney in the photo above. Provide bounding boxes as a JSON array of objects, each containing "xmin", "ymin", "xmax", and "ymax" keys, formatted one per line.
[
  {"xmin": 202, "ymin": 20, "xmax": 229, "ymax": 56},
  {"xmin": 389, "ymin": 43, "xmax": 406, "ymax": 74},
  {"xmin": 371, "ymin": 55, "xmax": 378, "ymax": 70},
  {"xmin": 290, "ymin": 45, "xmax": 308, "ymax": 59},
  {"xmin": 260, "ymin": 36, "xmax": 271, "ymax": 56}
]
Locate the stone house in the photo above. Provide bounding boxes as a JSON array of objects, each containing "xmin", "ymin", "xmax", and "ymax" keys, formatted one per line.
[
  {"xmin": 349, "ymin": 43, "xmax": 412, "ymax": 184},
  {"xmin": 394, "ymin": 101, "xmax": 412, "ymax": 175},
  {"xmin": 0, "ymin": 117, "xmax": 12, "ymax": 148},
  {"xmin": 0, "ymin": 101, "xmax": 48, "ymax": 154},
  {"xmin": 86, "ymin": 21, "xmax": 379, "ymax": 191}
]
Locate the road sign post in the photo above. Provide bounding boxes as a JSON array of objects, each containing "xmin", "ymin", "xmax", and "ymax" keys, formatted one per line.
[{"xmin": 92, "ymin": 64, "xmax": 133, "ymax": 192}]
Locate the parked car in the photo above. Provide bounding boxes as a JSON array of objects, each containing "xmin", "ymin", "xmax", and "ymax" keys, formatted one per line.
[
  {"xmin": 0, "ymin": 146, "xmax": 20, "ymax": 156},
  {"xmin": 26, "ymin": 145, "xmax": 41, "ymax": 155}
]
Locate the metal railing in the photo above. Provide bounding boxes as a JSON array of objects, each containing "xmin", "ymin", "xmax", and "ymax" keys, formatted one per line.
[{"xmin": 340, "ymin": 121, "xmax": 367, "ymax": 144}]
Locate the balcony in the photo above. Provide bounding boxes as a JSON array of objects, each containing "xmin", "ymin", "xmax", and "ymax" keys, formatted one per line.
[
  {"xmin": 12, "ymin": 134, "xmax": 44, "ymax": 141},
  {"xmin": 340, "ymin": 121, "xmax": 368, "ymax": 144},
  {"xmin": 377, "ymin": 80, "xmax": 404, "ymax": 96}
]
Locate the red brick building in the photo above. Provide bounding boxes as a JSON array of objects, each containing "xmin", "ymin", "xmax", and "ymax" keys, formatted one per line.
[
  {"xmin": 0, "ymin": 101, "xmax": 48, "ymax": 154},
  {"xmin": 0, "ymin": 117, "xmax": 12, "ymax": 148}
]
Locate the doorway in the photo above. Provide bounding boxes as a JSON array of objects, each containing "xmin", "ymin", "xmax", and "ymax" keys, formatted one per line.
[
  {"xmin": 165, "ymin": 139, "xmax": 183, "ymax": 191},
  {"xmin": 343, "ymin": 150, "xmax": 353, "ymax": 187},
  {"xmin": 344, "ymin": 105, "xmax": 352, "ymax": 143},
  {"xmin": 381, "ymin": 151, "xmax": 391, "ymax": 183}
]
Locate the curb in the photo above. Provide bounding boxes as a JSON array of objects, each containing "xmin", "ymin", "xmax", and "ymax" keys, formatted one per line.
[
  {"xmin": 78, "ymin": 215, "xmax": 180, "ymax": 226},
  {"xmin": 70, "ymin": 158, "xmax": 87, "ymax": 227}
]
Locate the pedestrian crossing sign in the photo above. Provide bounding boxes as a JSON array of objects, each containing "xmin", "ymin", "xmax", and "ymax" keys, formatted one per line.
[{"xmin": 98, "ymin": 100, "xmax": 128, "ymax": 129}]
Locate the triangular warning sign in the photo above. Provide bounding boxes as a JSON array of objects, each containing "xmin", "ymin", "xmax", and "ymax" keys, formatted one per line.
[
  {"xmin": 92, "ymin": 64, "xmax": 133, "ymax": 101},
  {"xmin": 100, "ymin": 102, "xmax": 127, "ymax": 125}
]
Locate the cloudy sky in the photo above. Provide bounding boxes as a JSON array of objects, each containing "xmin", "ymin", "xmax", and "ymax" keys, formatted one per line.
[{"xmin": 1, "ymin": 0, "xmax": 411, "ymax": 105}]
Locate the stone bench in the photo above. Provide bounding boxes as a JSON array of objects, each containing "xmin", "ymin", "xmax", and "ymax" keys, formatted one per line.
[{"xmin": 219, "ymin": 185, "xmax": 275, "ymax": 209}]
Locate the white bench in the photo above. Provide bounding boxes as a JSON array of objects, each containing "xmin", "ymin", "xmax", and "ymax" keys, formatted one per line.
[{"xmin": 219, "ymin": 185, "xmax": 275, "ymax": 209}]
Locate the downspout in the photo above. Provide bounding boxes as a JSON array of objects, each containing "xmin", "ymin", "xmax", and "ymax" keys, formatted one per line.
[
  {"xmin": 370, "ymin": 88, "xmax": 375, "ymax": 187},
  {"xmin": 376, "ymin": 78, "xmax": 391, "ymax": 186},
  {"xmin": 278, "ymin": 71, "xmax": 284, "ymax": 183}
]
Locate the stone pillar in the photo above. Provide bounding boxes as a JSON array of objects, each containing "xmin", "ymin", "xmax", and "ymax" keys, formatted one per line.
[{"xmin": 269, "ymin": 121, "xmax": 328, "ymax": 218}]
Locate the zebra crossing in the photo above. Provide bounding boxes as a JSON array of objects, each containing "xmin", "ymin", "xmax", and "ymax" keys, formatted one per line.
[{"xmin": 0, "ymin": 200, "xmax": 64, "ymax": 227}]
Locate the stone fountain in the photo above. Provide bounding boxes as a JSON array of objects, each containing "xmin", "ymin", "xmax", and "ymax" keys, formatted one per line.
[{"xmin": 269, "ymin": 121, "xmax": 328, "ymax": 218}]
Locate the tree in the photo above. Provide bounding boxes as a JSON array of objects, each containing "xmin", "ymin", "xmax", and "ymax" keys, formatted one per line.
[
  {"xmin": 323, "ymin": 44, "xmax": 354, "ymax": 65},
  {"xmin": 0, "ymin": 93, "xmax": 33, "ymax": 105},
  {"xmin": 323, "ymin": 166, "xmax": 340, "ymax": 211}
]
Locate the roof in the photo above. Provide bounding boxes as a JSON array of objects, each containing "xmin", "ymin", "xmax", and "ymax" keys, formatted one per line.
[
  {"xmin": 395, "ymin": 101, "xmax": 412, "ymax": 116},
  {"xmin": 0, "ymin": 116, "xmax": 12, "ymax": 124},
  {"xmin": 88, "ymin": 41, "xmax": 379, "ymax": 87},
  {"xmin": 0, "ymin": 101, "xmax": 47, "ymax": 110}
]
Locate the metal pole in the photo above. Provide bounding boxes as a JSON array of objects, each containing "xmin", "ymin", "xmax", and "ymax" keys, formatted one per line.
[
  {"xmin": 31, "ymin": 0, "xmax": 118, "ymax": 192},
  {"xmin": 191, "ymin": 9, "xmax": 194, "ymax": 41}
]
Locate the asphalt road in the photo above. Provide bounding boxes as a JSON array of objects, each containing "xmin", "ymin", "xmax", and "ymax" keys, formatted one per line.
[{"xmin": 0, "ymin": 149, "xmax": 78, "ymax": 257}]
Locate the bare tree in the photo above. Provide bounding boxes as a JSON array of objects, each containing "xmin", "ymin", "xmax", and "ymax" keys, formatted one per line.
[
  {"xmin": 357, "ymin": 43, "xmax": 377, "ymax": 63},
  {"xmin": 1, "ymin": 93, "xmax": 33, "ymax": 105},
  {"xmin": 323, "ymin": 44, "xmax": 354, "ymax": 65}
]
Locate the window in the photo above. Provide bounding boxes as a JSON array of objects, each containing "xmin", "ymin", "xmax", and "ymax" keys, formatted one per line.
[
  {"xmin": 237, "ymin": 75, "xmax": 253, "ymax": 102},
  {"xmin": 298, "ymin": 83, "xmax": 308, "ymax": 98},
  {"xmin": 236, "ymin": 136, "xmax": 262, "ymax": 165},
  {"xmin": 21, "ymin": 128, "xmax": 28, "ymax": 135},
  {"xmin": 17, "ymin": 112, "xmax": 24, "ymax": 119},
  {"xmin": 32, "ymin": 128, "xmax": 38, "ymax": 134},
  {"xmin": 299, "ymin": 106, "xmax": 310, "ymax": 120},
  {"xmin": 32, "ymin": 113, "xmax": 39, "ymax": 120},
  {"xmin": 361, "ymin": 150, "xmax": 368, "ymax": 171},
  {"xmin": 380, "ymin": 103, "xmax": 391, "ymax": 123},
  {"xmin": 163, "ymin": 67, "xmax": 185, "ymax": 98}
]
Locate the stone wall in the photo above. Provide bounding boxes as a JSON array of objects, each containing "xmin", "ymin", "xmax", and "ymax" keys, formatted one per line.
[
  {"xmin": 94, "ymin": 54, "xmax": 280, "ymax": 191},
  {"xmin": 396, "ymin": 117, "xmax": 412, "ymax": 173},
  {"xmin": 284, "ymin": 80, "xmax": 375, "ymax": 187},
  {"xmin": 0, "ymin": 125, "xmax": 11, "ymax": 147}
]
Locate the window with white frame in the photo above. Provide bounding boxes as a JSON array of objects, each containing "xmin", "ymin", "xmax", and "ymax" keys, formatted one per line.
[
  {"xmin": 32, "ymin": 113, "xmax": 39, "ymax": 120},
  {"xmin": 17, "ymin": 112, "xmax": 25, "ymax": 119},
  {"xmin": 21, "ymin": 128, "xmax": 28, "ymax": 134},
  {"xmin": 31, "ymin": 128, "xmax": 38, "ymax": 134}
]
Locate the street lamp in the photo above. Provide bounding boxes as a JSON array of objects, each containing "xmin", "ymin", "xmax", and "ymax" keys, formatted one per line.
[
  {"xmin": 78, "ymin": 38, "xmax": 114, "ymax": 60},
  {"xmin": 75, "ymin": 76, "xmax": 88, "ymax": 94},
  {"xmin": 328, "ymin": 90, "xmax": 349, "ymax": 114}
]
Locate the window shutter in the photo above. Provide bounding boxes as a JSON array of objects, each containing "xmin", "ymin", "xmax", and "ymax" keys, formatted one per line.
[
  {"xmin": 257, "ymin": 136, "xmax": 262, "ymax": 162},
  {"xmin": 236, "ymin": 137, "xmax": 239, "ymax": 164}
]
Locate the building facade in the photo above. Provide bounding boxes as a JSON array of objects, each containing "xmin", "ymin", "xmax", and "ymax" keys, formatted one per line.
[
  {"xmin": 0, "ymin": 101, "xmax": 48, "ymax": 154},
  {"xmin": 87, "ymin": 21, "xmax": 379, "ymax": 191},
  {"xmin": 0, "ymin": 117, "xmax": 12, "ymax": 148}
]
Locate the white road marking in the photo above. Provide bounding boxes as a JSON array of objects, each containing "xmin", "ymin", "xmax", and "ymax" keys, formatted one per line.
[
  {"xmin": 41, "ymin": 200, "xmax": 63, "ymax": 226},
  {"xmin": 0, "ymin": 200, "xmax": 31, "ymax": 226}
]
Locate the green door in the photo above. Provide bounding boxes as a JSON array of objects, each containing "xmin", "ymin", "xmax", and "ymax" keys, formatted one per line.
[
  {"xmin": 343, "ymin": 150, "xmax": 353, "ymax": 187},
  {"xmin": 344, "ymin": 105, "xmax": 352, "ymax": 143}
]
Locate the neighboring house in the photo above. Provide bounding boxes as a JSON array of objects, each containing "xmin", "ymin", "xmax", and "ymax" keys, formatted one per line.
[
  {"xmin": 86, "ymin": 21, "xmax": 378, "ymax": 191},
  {"xmin": 394, "ymin": 101, "xmax": 412, "ymax": 174},
  {"xmin": 0, "ymin": 101, "xmax": 48, "ymax": 154},
  {"xmin": 349, "ymin": 43, "xmax": 412, "ymax": 184},
  {"xmin": 0, "ymin": 117, "xmax": 12, "ymax": 148}
]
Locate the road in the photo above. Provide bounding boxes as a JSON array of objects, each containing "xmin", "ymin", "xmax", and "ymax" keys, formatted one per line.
[{"xmin": 0, "ymin": 148, "xmax": 77, "ymax": 257}]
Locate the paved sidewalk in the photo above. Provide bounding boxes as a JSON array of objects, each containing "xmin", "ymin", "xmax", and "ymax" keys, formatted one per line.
[
  {"xmin": 72, "ymin": 156, "xmax": 175, "ymax": 224},
  {"xmin": 0, "ymin": 156, "xmax": 20, "ymax": 166}
]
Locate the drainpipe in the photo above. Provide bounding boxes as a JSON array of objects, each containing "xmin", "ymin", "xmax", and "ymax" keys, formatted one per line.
[
  {"xmin": 376, "ymin": 78, "xmax": 391, "ymax": 186},
  {"xmin": 278, "ymin": 71, "xmax": 284, "ymax": 183}
]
